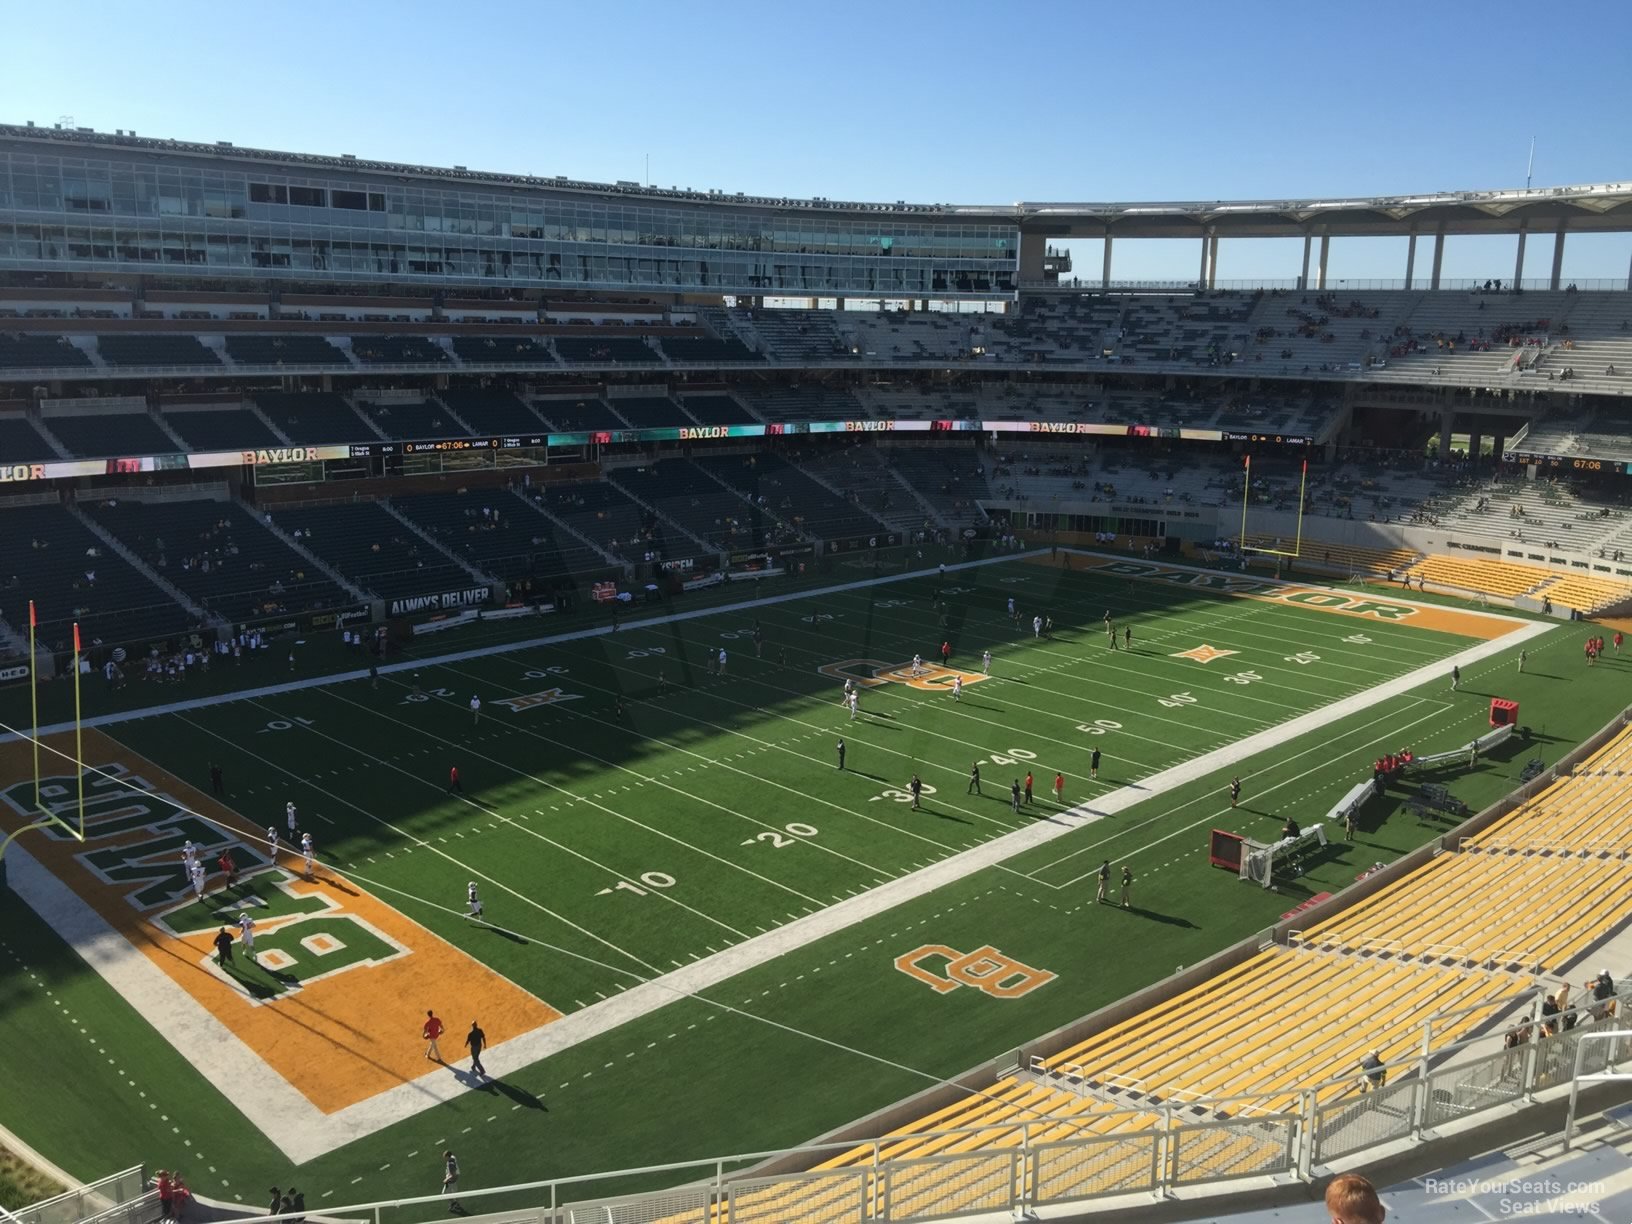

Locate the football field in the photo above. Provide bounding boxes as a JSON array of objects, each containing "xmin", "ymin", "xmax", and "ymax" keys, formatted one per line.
[{"xmin": 4, "ymin": 549, "xmax": 1612, "ymax": 1204}]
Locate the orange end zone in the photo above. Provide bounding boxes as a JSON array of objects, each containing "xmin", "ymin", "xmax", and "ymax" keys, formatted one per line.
[
  {"xmin": 1034, "ymin": 554, "xmax": 1524, "ymax": 641},
  {"xmin": 0, "ymin": 729, "xmax": 561, "ymax": 1114}
]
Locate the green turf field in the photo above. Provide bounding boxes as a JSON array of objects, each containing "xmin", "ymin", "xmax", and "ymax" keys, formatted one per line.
[{"xmin": 0, "ymin": 552, "xmax": 1622, "ymax": 1211}]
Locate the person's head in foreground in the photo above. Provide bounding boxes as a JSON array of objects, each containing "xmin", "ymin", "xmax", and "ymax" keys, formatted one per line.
[{"xmin": 1326, "ymin": 1172, "xmax": 1384, "ymax": 1224}]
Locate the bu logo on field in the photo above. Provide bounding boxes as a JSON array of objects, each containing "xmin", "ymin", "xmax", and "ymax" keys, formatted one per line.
[{"xmin": 895, "ymin": 944, "xmax": 1055, "ymax": 999}]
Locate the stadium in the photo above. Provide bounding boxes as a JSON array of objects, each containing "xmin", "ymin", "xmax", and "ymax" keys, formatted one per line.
[{"xmin": 1, "ymin": 100, "xmax": 1631, "ymax": 1224}]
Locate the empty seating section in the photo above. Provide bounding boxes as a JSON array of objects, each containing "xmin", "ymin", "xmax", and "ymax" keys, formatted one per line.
[
  {"xmin": 0, "ymin": 414, "xmax": 59, "ymax": 461},
  {"xmin": 1470, "ymin": 727, "xmax": 1632, "ymax": 851},
  {"xmin": 1301, "ymin": 543, "xmax": 1421, "ymax": 575},
  {"xmin": 256, "ymin": 392, "xmax": 369, "ymax": 443},
  {"xmin": 451, "ymin": 336, "xmax": 555, "ymax": 364},
  {"xmin": 891, "ymin": 448, "xmax": 990, "ymax": 526},
  {"xmin": 553, "ymin": 336, "xmax": 659, "ymax": 364},
  {"xmin": 435, "ymin": 390, "xmax": 547, "ymax": 435},
  {"xmin": 224, "ymin": 335, "xmax": 348, "ymax": 365},
  {"xmin": 607, "ymin": 396, "xmax": 689, "ymax": 429},
  {"xmin": 390, "ymin": 492, "xmax": 605, "ymax": 583},
  {"xmin": 1295, "ymin": 851, "xmax": 1625, "ymax": 975},
  {"xmin": 163, "ymin": 409, "xmax": 281, "ymax": 451},
  {"xmin": 735, "ymin": 310, "xmax": 846, "ymax": 361},
  {"xmin": 46, "ymin": 412, "xmax": 175, "ymax": 459},
  {"xmin": 273, "ymin": 503, "xmax": 469, "ymax": 600},
  {"xmin": 0, "ymin": 502, "xmax": 188, "ymax": 646},
  {"xmin": 96, "ymin": 335, "xmax": 220, "ymax": 367},
  {"xmin": 679, "ymin": 394, "xmax": 757, "ymax": 425},
  {"xmin": 746, "ymin": 387, "xmax": 868, "ymax": 421},
  {"xmin": 542, "ymin": 483, "xmax": 656, "ymax": 561},
  {"xmin": 657, "ymin": 335, "xmax": 761, "ymax": 364},
  {"xmin": 350, "ymin": 335, "xmax": 449, "ymax": 364},
  {"xmin": 356, "ymin": 399, "xmax": 467, "ymax": 441},
  {"xmin": 1535, "ymin": 573, "xmax": 1632, "ymax": 614},
  {"xmin": 794, "ymin": 446, "xmax": 930, "ymax": 534},
  {"xmin": 695, "ymin": 454, "xmax": 886, "ymax": 541},
  {"xmin": 533, "ymin": 398, "xmax": 626, "ymax": 432},
  {"xmin": 83, "ymin": 498, "xmax": 345, "ymax": 623},
  {"xmin": 1405, "ymin": 555, "xmax": 1552, "ymax": 598},
  {"xmin": 840, "ymin": 311, "xmax": 979, "ymax": 362},
  {"xmin": 0, "ymin": 334, "xmax": 90, "ymax": 369},
  {"xmin": 608, "ymin": 461, "xmax": 792, "ymax": 551}
]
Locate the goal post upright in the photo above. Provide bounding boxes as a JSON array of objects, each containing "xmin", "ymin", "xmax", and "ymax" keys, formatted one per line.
[
  {"xmin": 1, "ymin": 613, "xmax": 87, "ymax": 866},
  {"xmin": 1238, "ymin": 454, "xmax": 1252, "ymax": 553},
  {"xmin": 27, "ymin": 599, "xmax": 39, "ymax": 809}
]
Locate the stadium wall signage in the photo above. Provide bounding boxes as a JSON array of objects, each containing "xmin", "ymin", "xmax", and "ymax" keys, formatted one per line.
[
  {"xmin": 306, "ymin": 606, "xmax": 371, "ymax": 630},
  {"xmin": 387, "ymin": 585, "xmax": 492, "ymax": 618},
  {"xmin": 0, "ymin": 662, "xmax": 30, "ymax": 683}
]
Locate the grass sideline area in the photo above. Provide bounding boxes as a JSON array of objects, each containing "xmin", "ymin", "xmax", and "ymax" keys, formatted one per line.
[{"xmin": 0, "ymin": 550, "xmax": 1623, "ymax": 1209}]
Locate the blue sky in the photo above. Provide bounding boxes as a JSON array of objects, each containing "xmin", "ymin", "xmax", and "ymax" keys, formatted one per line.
[{"xmin": 3, "ymin": 0, "xmax": 1629, "ymax": 284}]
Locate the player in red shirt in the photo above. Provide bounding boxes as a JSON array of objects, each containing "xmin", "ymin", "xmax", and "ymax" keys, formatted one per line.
[
  {"xmin": 940, "ymin": 641, "xmax": 951, "ymax": 666},
  {"xmin": 448, "ymin": 764, "xmax": 463, "ymax": 793},
  {"xmin": 1615, "ymin": 631, "xmax": 1624, "ymax": 655},
  {"xmin": 423, "ymin": 1009, "xmax": 445, "ymax": 1061},
  {"xmin": 1052, "ymin": 771, "xmax": 1065, "ymax": 803}
]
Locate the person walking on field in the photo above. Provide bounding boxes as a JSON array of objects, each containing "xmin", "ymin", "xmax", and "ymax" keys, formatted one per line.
[
  {"xmin": 423, "ymin": 1009, "xmax": 446, "ymax": 1062},
  {"xmin": 1120, "ymin": 865, "xmax": 1132, "ymax": 908},
  {"xmin": 440, "ymin": 1151, "xmax": 462, "ymax": 1214},
  {"xmin": 448, "ymin": 764, "xmax": 463, "ymax": 794},
  {"xmin": 1091, "ymin": 746, "xmax": 1102, "ymax": 781},
  {"xmin": 836, "ymin": 738, "xmax": 846, "ymax": 770},
  {"xmin": 1024, "ymin": 771, "xmax": 1034, "ymax": 805},
  {"xmin": 1451, "ymin": 664, "xmax": 1461, "ymax": 691},
  {"xmin": 1096, "ymin": 859, "xmax": 1111, "ymax": 903},
  {"xmin": 968, "ymin": 762, "xmax": 982, "ymax": 795},
  {"xmin": 1053, "ymin": 771, "xmax": 1064, "ymax": 803},
  {"xmin": 465, "ymin": 1021, "xmax": 487, "ymax": 1079},
  {"xmin": 1230, "ymin": 776, "xmax": 1241, "ymax": 808}
]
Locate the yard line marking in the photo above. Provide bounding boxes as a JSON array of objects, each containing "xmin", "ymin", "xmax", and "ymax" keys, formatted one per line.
[
  {"xmin": 256, "ymin": 697, "xmax": 756, "ymax": 942},
  {"xmin": 173, "ymin": 713, "xmax": 661, "ymax": 978}
]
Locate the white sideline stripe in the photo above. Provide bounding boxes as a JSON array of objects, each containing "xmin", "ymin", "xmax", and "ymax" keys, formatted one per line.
[{"xmin": 0, "ymin": 553, "xmax": 1549, "ymax": 1163}]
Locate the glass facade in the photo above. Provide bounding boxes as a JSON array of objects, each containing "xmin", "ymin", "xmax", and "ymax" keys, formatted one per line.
[{"xmin": 0, "ymin": 141, "xmax": 1019, "ymax": 297}]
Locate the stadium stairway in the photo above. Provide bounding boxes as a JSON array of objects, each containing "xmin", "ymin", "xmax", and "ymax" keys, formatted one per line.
[
  {"xmin": 65, "ymin": 500, "xmax": 210, "ymax": 626},
  {"xmin": 244, "ymin": 398, "xmax": 294, "ymax": 445},
  {"xmin": 376, "ymin": 498, "xmax": 499, "ymax": 588},
  {"xmin": 249, "ymin": 502, "xmax": 372, "ymax": 606},
  {"xmin": 506, "ymin": 486, "xmax": 625, "ymax": 572}
]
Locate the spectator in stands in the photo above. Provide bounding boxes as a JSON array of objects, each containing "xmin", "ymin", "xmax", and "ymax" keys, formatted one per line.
[
  {"xmin": 1588, "ymin": 969, "xmax": 1616, "ymax": 1020},
  {"xmin": 1325, "ymin": 1172, "xmax": 1385, "ymax": 1224},
  {"xmin": 1357, "ymin": 1050, "xmax": 1386, "ymax": 1094}
]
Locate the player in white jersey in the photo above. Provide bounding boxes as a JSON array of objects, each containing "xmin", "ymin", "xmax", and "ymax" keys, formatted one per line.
[
  {"xmin": 470, "ymin": 695, "xmax": 481, "ymax": 724},
  {"xmin": 181, "ymin": 839, "xmax": 197, "ymax": 865},
  {"xmin": 237, "ymin": 912, "xmax": 256, "ymax": 958},
  {"xmin": 718, "ymin": 648, "xmax": 727, "ymax": 675},
  {"xmin": 286, "ymin": 801, "xmax": 297, "ymax": 834},
  {"xmin": 911, "ymin": 654, "xmax": 923, "ymax": 677},
  {"xmin": 981, "ymin": 649, "xmax": 992, "ymax": 674},
  {"xmin": 300, "ymin": 832, "xmax": 315, "ymax": 880},
  {"xmin": 848, "ymin": 690, "xmax": 859, "ymax": 721},
  {"xmin": 1007, "ymin": 596, "xmax": 1015, "ymax": 620},
  {"xmin": 189, "ymin": 860, "xmax": 206, "ymax": 900},
  {"xmin": 1033, "ymin": 614, "xmax": 1043, "ymax": 638},
  {"xmin": 841, "ymin": 678, "xmax": 854, "ymax": 703},
  {"xmin": 266, "ymin": 825, "xmax": 280, "ymax": 861},
  {"xmin": 951, "ymin": 675, "xmax": 963, "ymax": 702},
  {"xmin": 466, "ymin": 882, "xmax": 483, "ymax": 919}
]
